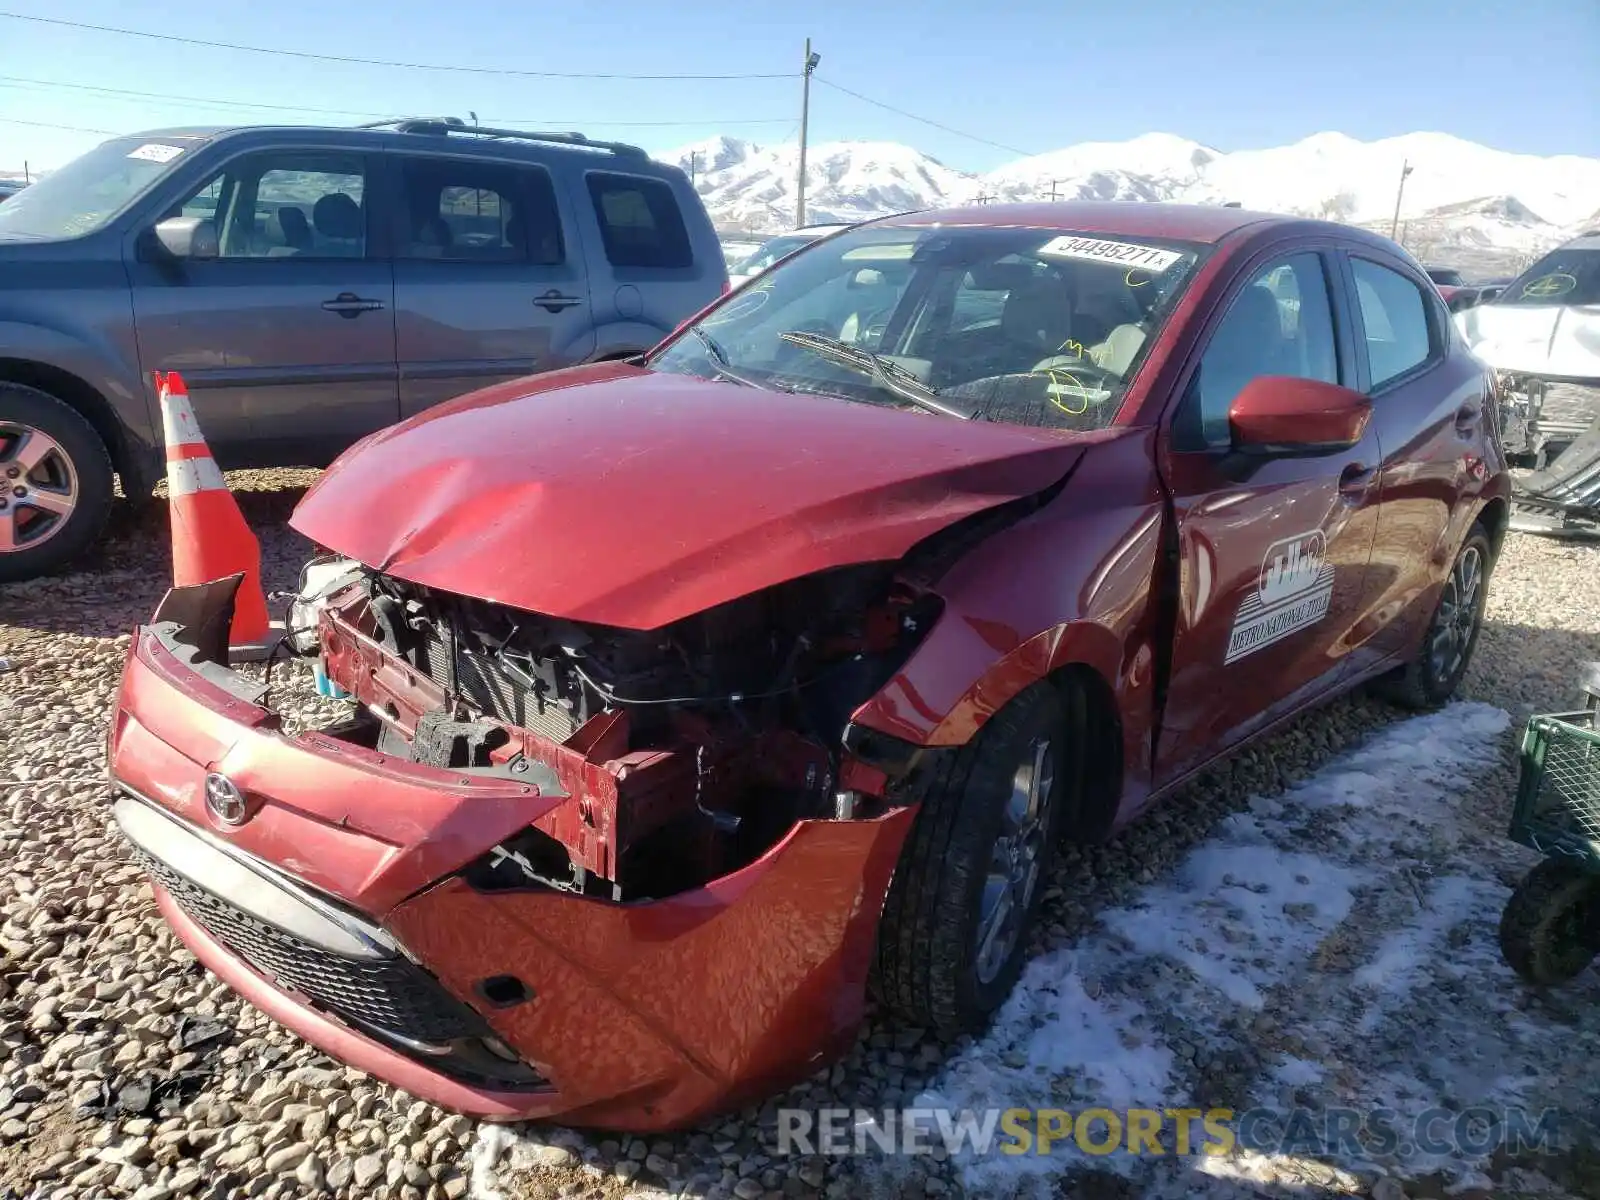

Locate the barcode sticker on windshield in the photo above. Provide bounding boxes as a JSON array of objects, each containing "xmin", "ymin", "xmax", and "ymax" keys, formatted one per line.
[
  {"xmin": 126, "ymin": 143, "xmax": 185, "ymax": 164},
  {"xmin": 1038, "ymin": 236, "xmax": 1183, "ymax": 273}
]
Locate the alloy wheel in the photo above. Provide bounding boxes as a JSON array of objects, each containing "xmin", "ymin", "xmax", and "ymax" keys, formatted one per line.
[
  {"xmin": 974, "ymin": 737, "xmax": 1056, "ymax": 984},
  {"xmin": 1429, "ymin": 544, "xmax": 1483, "ymax": 685},
  {"xmin": 0, "ymin": 421, "xmax": 80, "ymax": 554}
]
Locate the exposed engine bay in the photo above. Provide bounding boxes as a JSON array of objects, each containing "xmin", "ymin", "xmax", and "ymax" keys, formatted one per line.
[
  {"xmin": 1494, "ymin": 371, "xmax": 1600, "ymax": 536},
  {"xmin": 297, "ymin": 562, "xmax": 941, "ymax": 901}
]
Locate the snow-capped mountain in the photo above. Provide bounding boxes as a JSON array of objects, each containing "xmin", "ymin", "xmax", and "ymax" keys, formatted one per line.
[
  {"xmin": 660, "ymin": 137, "xmax": 970, "ymax": 228},
  {"xmin": 664, "ymin": 130, "xmax": 1599, "ymax": 272}
]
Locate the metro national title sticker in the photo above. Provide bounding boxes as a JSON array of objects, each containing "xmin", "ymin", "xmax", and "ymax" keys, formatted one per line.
[
  {"xmin": 1038, "ymin": 236, "xmax": 1184, "ymax": 273},
  {"xmin": 1225, "ymin": 530, "xmax": 1336, "ymax": 664}
]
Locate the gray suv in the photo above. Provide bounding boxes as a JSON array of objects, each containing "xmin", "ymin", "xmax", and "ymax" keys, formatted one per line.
[{"xmin": 0, "ymin": 118, "xmax": 726, "ymax": 581}]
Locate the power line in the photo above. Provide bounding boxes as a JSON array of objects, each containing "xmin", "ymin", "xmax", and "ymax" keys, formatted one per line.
[
  {"xmin": 812, "ymin": 77, "xmax": 1034, "ymax": 157},
  {"xmin": 0, "ymin": 77, "xmax": 792, "ymax": 127},
  {"xmin": 1, "ymin": 116, "xmax": 118, "ymax": 136},
  {"xmin": 0, "ymin": 11, "xmax": 794, "ymax": 80}
]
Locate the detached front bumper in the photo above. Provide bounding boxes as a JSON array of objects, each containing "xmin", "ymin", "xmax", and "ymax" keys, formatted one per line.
[{"xmin": 108, "ymin": 609, "xmax": 915, "ymax": 1129}]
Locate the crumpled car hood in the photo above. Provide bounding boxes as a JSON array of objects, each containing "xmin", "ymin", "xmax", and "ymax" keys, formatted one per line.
[
  {"xmin": 1456, "ymin": 302, "xmax": 1600, "ymax": 377},
  {"xmin": 291, "ymin": 364, "xmax": 1090, "ymax": 628}
]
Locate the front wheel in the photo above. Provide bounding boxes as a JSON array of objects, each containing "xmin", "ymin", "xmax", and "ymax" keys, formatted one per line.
[
  {"xmin": 0, "ymin": 383, "xmax": 115, "ymax": 583},
  {"xmin": 874, "ymin": 681, "xmax": 1074, "ymax": 1035},
  {"xmin": 1500, "ymin": 859, "xmax": 1600, "ymax": 986},
  {"xmin": 1373, "ymin": 524, "xmax": 1492, "ymax": 710}
]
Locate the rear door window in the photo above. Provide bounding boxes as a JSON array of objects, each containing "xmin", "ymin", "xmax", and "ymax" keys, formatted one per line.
[
  {"xmin": 586, "ymin": 172, "xmax": 692, "ymax": 269},
  {"xmin": 396, "ymin": 158, "xmax": 566, "ymax": 266},
  {"xmin": 1350, "ymin": 258, "xmax": 1435, "ymax": 389}
]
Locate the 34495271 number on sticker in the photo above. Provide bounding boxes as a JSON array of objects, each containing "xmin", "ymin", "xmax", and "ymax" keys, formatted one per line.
[{"xmin": 1037, "ymin": 236, "xmax": 1185, "ymax": 274}]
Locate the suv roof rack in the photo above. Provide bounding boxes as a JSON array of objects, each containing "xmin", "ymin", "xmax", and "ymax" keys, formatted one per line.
[{"xmin": 356, "ymin": 116, "xmax": 647, "ymax": 158}]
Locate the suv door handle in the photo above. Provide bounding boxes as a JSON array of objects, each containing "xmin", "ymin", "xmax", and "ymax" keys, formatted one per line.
[
  {"xmin": 534, "ymin": 289, "xmax": 583, "ymax": 314},
  {"xmin": 321, "ymin": 293, "xmax": 385, "ymax": 318},
  {"xmin": 1338, "ymin": 462, "xmax": 1377, "ymax": 504}
]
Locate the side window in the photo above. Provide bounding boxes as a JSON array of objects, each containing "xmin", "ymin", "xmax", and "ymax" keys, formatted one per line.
[
  {"xmin": 586, "ymin": 172, "xmax": 692, "ymax": 269},
  {"xmin": 519, "ymin": 167, "xmax": 565, "ymax": 267},
  {"xmin": 1179, "ymin": 252, "xmax": 1338, "ymax": 449},
  {"xmin": 398, "ymin": 159, "xmax": 562, "ymax": 264},
  {"xmin": 173, "ymin": 152, "xmax": 366, "ymax": 259},
  {"xmin": 179, "ymin": 177, "xmax": 224, "ymax": 222},
  {"xmin": 1351, "ymin": 258, "xmax": 1434, "ymax": 389}
]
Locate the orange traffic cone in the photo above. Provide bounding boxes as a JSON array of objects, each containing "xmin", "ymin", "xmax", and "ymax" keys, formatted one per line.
[{"xmin": 156, "ymin": 371, "xmax": 276, "ymax": 658}]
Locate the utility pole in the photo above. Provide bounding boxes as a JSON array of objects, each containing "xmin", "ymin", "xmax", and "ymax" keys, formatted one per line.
[
  {"xmin": 795, "ymin": 38, "xmax": 821, "ymax": 228},
  {"xmin": 22, "ymin": 161, "xmax": 28, "ymax": 184},
  {"xmin": 1389, "ymin": 159, "xmax": 1413, "ymax": 240},
  {"xmin": 689, "ymin": 151, "xmax": 700, "ymax": 189},
  {"xmin": 1047, "ymin": 180, "xmax": 1061, "ymax": 202}
]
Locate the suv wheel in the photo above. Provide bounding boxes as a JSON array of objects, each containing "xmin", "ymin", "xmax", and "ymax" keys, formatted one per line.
[
  {"xmin": 1373, "ymin": 523, "xmax": 1493, "ymax": 710},
  {"xmin": 874, "ymin": 680, "xmax": 1073, "ymax": 1035},
  {"xmin": 0, "ymin": 383, "xmax": 115, "ymax": 583}
]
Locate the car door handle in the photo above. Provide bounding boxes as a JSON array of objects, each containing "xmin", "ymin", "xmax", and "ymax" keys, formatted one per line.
[
  {"xmin": 1338, "ymin": 462, "xmax": 1377, "ymax": 503},
  {"xmin": 321, "ymin": 293, "xmax": 386, "ymax": 318},
  {"xmin": 1455, "ymin": 403, "xmax": 1481, "ymax": 435},
  {"xmin": 533, "ymin": 289, "xmax": 583, "ymax": 313}
]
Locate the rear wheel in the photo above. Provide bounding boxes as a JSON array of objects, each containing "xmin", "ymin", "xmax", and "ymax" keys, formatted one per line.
[
  {"xmin": 0, "ymin": 383, "xmax": 115, "ymax": 583},
  {"xmin": 1373, "ymin": 524, "xmax": 1492, "ymax": 710},
  {"xmin": 874, "ymin": 680, "xmax": 1076, "ymax": 1035},
  {"xmin": 1500, "ymin": 859, "xmax": 1600, "ymax": 986}
]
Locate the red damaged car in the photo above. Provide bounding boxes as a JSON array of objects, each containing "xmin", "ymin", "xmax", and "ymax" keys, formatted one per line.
[{"xmin": 109, "ymin": 202, "xmax": 1509, "ymax": 1130}]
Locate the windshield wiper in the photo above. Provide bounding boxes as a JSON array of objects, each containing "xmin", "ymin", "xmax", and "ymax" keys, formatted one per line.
[
  {"xmin": 686, "ymin": 324, "xmax": 792, "ymax": 391},
  {"xmin": 777, "ymin": 331, "xmax": 971, "ymax": 420}
]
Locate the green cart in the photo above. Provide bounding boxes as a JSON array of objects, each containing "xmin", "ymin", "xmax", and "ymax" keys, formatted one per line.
[{"xmin": 1500, "ymin": 664, "xmax": 1600, "ymax": 985}]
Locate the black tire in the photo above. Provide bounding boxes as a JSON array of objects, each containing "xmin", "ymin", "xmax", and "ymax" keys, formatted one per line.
[
  {"xmin": 874, "ymin": 680, "xmax": 1076, "ymax": 1035},
  {"xmin": 0, "ymin": 383, "xmax": 115, "ymax": 583},
  {"xmin": 1499, "ymin": 859, "xmax": 1600, "ymax": 986},
  {"xmin": 1373, "ymin": 523, "xmax": 1493, "ymax": 710}
]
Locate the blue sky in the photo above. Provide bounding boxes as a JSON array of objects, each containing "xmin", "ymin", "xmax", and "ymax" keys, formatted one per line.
[{"xmin": 1, "ymin": 0, "xmax": 1596, "ymax": 174}]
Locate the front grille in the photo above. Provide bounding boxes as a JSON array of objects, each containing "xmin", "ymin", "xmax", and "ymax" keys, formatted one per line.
[
  {"xmin": 132, "ymin": 847, "xmax": 484, "ymax": 1046},
  {"xmin": 414, "ymin": 628, "xmax": 580, "ymax": 744}
]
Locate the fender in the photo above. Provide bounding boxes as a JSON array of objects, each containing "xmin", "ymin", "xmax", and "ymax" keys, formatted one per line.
[
  {"xmin": 851, "ymin": 429, "xmax": 1168, "ymax": 803},
  {"xmin": 0, "ymin": 319, "xmax": 161, "ymax": 493}
]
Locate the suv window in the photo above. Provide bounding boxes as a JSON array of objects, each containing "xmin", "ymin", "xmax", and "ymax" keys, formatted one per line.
[
  {"xmin": 176, "ymin": 151, "xmax": 366, "ymax": 259},
  {"xmin": 399, "ymin": 159, "xmax": 563, "ymax": 265},
  {"xmin": 586, "ymin": 172, "xmax": 692, "ymax": 269},
  {"xmin": 1351, "ymin": 258, "xmax": 1433, "ymax": 388},
  {"xmin": 1179, "ymin": 252, "xmax": 1338, "ymax": 448}
]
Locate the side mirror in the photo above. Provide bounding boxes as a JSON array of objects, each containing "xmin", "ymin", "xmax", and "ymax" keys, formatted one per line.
[
  {"xmin": 1228, "ymin": 376, "xmax": 1372, "ymax": 455},
  {"xmin": 152, "ymin": 216, "xmax": 218, "ymax": 260}
]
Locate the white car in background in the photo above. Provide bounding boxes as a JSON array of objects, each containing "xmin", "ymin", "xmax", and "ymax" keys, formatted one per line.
[
  {"xmin": 1457, "ymin": 230, "xmax": 1600, "ymax": 535},
  {"xmin": 727, "ymin": 223, "xmax": 853, "ymax": 285},
  {"xmin": 719, "ymin": 238, "xmax": 763, "ymax": 272}
]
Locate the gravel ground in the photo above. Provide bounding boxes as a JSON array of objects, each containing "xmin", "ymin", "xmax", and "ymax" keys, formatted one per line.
[{"xmin": 1, "ymin": 476, "xmax": 1598, "ymax": 1200}]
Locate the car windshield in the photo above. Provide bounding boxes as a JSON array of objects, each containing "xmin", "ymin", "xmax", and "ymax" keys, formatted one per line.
[
  {"xmin": 650, "ymin": 223, "xmax": 1206, "ymax": 430},
  {"xmin": 0, "ymin": 136, "xmax": 200, "ymax": 241},
  {"xmin": 1494, "ymin": 246, "xmax": 1600, "ymax": 307},
  {"xmin": 734, "ymin": 234, "xmax": 817, "ymax": 275}
]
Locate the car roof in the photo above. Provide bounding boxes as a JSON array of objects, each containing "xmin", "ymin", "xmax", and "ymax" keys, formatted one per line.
[
  {"xmin": 877, "ymin": 200, "xmax": 1297, "ymax": 245},
  {"xmin": 107, "ymin": 120, "xmax": 676, "ymax": 173}
]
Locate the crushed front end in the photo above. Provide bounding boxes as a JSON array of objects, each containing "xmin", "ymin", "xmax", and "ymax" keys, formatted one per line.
[
  {"xmin": 108, "ymin": 563, "xmax": 939, "ymax": 1129},
  {"xmin": 1494, "ymin": 371, "xmax": 1600, "ymax": 537}
]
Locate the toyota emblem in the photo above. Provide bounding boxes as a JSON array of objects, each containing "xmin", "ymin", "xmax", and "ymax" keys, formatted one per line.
[{"xmin": 204, "ymin": 773, "xmax": 248, "ymax": 825}]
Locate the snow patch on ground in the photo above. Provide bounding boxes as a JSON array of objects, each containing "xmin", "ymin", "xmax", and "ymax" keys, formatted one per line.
[{"xmin": 917, "ymin": 703, "xmax": 1549, "ymax": 1197}]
